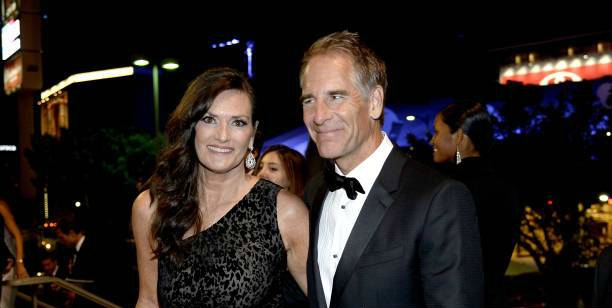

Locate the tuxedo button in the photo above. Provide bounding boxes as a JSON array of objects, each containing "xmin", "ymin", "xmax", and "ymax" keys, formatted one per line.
[
  {"xmin": 341, "ymin": 205, "xmax": 346, "ymax": 209},
  {"xmin": 333, "ymin": 254, "xmax": 338, "ymax": 258}
]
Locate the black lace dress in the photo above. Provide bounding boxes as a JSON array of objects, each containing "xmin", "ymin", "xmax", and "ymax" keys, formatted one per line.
[{"xmin": 157, "ymin": 179, "xmax": 286, "ymax": 308}]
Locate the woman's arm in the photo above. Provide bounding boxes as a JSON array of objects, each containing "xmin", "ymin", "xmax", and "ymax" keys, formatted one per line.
[
  {"xmin": 0, "ymin": 200, "xmax": 28, "ymax": 278},
  {"xmin": 132, "ymin": 190, "xmax": 159, "ymax": 308},
  {"xmin": 277, "ymin": 190, "xmax": 309, "ymax": 295}
]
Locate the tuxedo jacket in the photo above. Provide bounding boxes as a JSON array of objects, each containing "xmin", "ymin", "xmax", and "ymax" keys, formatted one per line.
[
  {"xmin": 69, "ymin": 234, "xmax": 133, "ymax": 307},
  {"xmin": 305, "ymin": 147, "xmax": 483, "ymax": 308}
]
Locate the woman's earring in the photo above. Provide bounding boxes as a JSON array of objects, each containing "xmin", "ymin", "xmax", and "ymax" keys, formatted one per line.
[
  {"xmin": 455, "ymin": 146, "xmax": 462, "ymax": 165},
  {"xmin": 245, "ymin": 120, "xmax": 259, "ymax": 170},
  {"xmin": 245, "ymin": 146, "xmax": 256, "ymax": 170}
]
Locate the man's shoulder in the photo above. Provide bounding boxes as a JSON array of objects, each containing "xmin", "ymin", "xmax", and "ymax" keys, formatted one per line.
[{"xmin": 397, "ymin": 157, "xmax": 454, "ymax": 188}]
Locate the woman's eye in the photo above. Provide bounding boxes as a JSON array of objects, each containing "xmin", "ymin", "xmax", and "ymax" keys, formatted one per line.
[
  {"xmin": 233, "ymin": 120, "xmax": 247, "ymax": 127},
  {"xmin": 201, "ymin": 116, "xmax": 215, "ymax": 124}
]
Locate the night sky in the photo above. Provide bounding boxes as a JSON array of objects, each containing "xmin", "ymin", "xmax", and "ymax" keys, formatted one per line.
[{"xmin": 3, "ymin": 2, "xmax": 611, "ymax": 140}]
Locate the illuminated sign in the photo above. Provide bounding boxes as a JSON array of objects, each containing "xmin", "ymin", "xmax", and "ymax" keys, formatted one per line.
[
  {"xmin": 500, "ymin": 52, "xmax": 612, "ymax": 86},
  {"xmin": 39, "ymin": 66, "xmax": 135, "ymax": 100},
  {"xmin": 1, "ymin": 19, "xmax": 20, "ymax": 60},
  {"xmin": 40, "ymin": 92, "xmax": 69, "ymax": 138},
  {"xmin": 3, "ymin": 52, "xmax": 22, "ymax": 94}
]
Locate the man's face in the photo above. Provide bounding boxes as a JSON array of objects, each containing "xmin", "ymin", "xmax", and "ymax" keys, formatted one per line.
[
  {"xmin": 301, "ymin": 53, "xmax": 382, "ymax": 171},
  {"xmin": 56, "ymin": 229, "xmax": 78, "ymax": 247},
  {"xmin": 41, "ymin": 258, "xmax": 57, "ymax": 275}
]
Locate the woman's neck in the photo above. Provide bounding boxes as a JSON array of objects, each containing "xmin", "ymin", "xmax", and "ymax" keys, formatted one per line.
[{"xmin": 198, "ymin": 167, "xmax": 253, "ymax": 210}]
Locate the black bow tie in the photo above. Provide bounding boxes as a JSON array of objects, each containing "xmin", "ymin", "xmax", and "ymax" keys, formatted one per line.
[{"xmin": 324, "ymin": 165, "xmax": 365, "ymax": 200}]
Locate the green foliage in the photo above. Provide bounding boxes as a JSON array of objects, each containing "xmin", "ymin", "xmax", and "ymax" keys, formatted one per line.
[{"xmin": 25, "ymin": 129, "xmax": 161, "ymax": 220}]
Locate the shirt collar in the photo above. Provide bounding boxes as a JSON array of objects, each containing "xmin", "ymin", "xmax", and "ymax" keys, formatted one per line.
[{"xmin": 334, "ymin": 132, "xmax": 394, "ymax": 193}]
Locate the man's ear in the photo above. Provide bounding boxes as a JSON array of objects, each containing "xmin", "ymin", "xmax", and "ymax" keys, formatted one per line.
[{"xmin": 369, "ymin": 85, "xmax": 384, "ymax": 120}]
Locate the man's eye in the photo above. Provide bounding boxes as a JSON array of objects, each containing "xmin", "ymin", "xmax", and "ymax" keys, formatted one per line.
[
  {"xmin": 302, "ymin": 98, "xmax": 314, "ymax": 106},
  {"xmin": 331, "ymin": 94, "xmax": 343, "ymax": 100}
]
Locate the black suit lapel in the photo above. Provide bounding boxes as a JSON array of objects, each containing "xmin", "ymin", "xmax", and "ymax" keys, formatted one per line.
[
  {"xmin": 329, "ymin": 148, "xmax": 407, "ymax": 308},
  {"xmin": 307, "ymin": 173, "xmax": 331, "ymax": 308},
  {"xmin": 313, "ymin": 185, "xmax": 329, "ymax": 308}
]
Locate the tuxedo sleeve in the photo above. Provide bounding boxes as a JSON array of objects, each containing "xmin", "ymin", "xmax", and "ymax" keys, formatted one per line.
[{"xmin": 420, "ymin": 180, "xmax": 483, "ymax": 308}]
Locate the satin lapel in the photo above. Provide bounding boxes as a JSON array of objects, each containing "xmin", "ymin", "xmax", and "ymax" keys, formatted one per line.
[
  {"xmin": 311, "ymin": 180, "xmax": 329, "ymax": 308},
  {"xmin": 329, "ymin": 148, "xmax": 407, "ymax": 308}
]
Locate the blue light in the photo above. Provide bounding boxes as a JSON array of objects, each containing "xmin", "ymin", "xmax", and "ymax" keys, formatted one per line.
[
  {"xmin": 232, "ymin": 39, "xmax": 239, "ymax": 44},
  {"xmin": 219, "ymin": 43, "xmax": 225, "ymax": 47},
  {"xmin": 226, "ymin": 41, "xmax": 232, "ymax": 46},
  {"xmin": 212, "ymin": 44, "xmax": 217, "ymax": 48},
  {"xmin": 513, "ymin": 128, "xmax": 522, "ymax": 135},
  {"xmin": 246, "ymin": 40, "xmax": 255, "ymax": 78}
]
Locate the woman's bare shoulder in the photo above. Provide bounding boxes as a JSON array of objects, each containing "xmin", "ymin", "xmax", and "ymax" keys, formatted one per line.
[
  {"xmin": 133, "ymin": 189, "xmax": 155, "ymax": 221},
  {"xmin": 276, "ymin": 189, "xmax": 308, "ymax": 221}
]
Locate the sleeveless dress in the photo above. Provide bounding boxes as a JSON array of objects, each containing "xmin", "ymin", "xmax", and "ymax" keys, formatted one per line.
[{"xmin": 157, "ymin": 179, "xmax": 286, "ymax": 308}]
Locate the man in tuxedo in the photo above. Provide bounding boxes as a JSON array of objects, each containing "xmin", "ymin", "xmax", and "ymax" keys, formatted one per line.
[
  {"xmin": 55, "ymin": 212, "xmax": 129, "ymax": 307},
  {"xmin": 300, "ymin": 31, "xmax": 483, "ymax": 308}
]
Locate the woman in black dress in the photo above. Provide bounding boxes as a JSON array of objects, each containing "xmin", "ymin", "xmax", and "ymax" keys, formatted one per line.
[{"xmin": 132, "ymin": 67, "xmax": 309, "ymax": 308}]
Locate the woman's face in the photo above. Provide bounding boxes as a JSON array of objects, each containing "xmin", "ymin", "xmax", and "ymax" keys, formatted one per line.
[
  {"xmin": 194, "ymin": 89, "xmax": 254, "ymax": 174},
  {"xmin": 256, "ymin": 151, "xmax": 291, "ymax": 189},
  {"xmin": 430, "ymin": 114, "xmax": 457, "ymax": 163}
]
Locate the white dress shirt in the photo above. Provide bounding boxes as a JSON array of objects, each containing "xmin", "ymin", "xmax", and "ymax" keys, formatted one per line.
[{"xmin": 317, "ymin": 133, "xmax": 393, "ymax": 307}]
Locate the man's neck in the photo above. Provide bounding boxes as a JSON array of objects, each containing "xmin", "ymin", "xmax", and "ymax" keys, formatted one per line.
[{"xmin": 336, "ymin": 131, "xmax": 384, "ymax": 174}]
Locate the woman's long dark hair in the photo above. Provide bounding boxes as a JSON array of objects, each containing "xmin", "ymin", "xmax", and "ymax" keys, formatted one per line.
[{"xmin": 148, "ymin": 67, "xmax": 255, "ymax": 261}]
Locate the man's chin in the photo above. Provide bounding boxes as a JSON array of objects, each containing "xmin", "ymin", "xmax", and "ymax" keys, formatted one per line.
[{"xmin": 316, "ymin": 148, "xmax": 340, "ymax": 160}]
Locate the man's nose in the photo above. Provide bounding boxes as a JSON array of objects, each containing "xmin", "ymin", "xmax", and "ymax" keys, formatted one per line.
[{"xmin": 312, "ymin": 100, "xmax": 331, "ymax": 125}]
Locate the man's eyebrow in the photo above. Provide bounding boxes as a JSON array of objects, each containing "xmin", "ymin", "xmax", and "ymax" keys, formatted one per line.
[{"xmin": 328, "ymin": 90, "xmax": 349, "ymax": 96}]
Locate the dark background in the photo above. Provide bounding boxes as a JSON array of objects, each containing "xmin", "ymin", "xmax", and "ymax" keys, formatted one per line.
[{"xmin": 12, "ymin": 2, "xmax": 607, "ymax": 140}]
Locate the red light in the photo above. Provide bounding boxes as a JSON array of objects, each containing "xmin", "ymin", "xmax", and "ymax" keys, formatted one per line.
[
  {"xmin": 547, "ymin": 200, "xmax": 553, "ymax": 206},
  {"xmin": 43, "ymin": 223, "xmax": 48, "ymax": 228}
]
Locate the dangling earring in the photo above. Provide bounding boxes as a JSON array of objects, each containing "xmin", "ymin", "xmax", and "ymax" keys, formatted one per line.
[
  {"xmin": 245, "ymin": 146, "xmax": 256, "ymax": 169},
  {"xmin": 456, "ymin": 146, "xmax": 462, "ymax": 165},
  {"xmin": 245, "ymin": 120, "xmax": 259, "ymax": 170}
]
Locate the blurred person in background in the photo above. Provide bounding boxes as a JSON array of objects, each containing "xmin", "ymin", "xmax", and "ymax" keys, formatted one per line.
[
  {"xmin": 0, "ymin": 176, "xmax": 29, "ymax": 308},
  {"xmin": 430, "ymin": 101, "xmax": 520, "ymax": 306},
  {"xmin": 254, "ymin": 144, "xmax": 306, "ymax": 197},
  {"xmin": 39, "ymin": 252, "xmax": 73, "ymax": 307},
  {"xmin": 254, "ymin": 144, "xmax": 308, "ymax": 307},
  {"xmin": 56, "ymin": 210, "xmax": 129, "ymax": 307}
]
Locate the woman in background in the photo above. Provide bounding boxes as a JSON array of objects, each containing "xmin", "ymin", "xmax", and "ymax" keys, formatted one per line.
[
  {"xmin": 254, "ymin": 145, "xmax": 306, "ymax": 197},
  {"xmin": 253, "ymin": 144, "xmax": 308, "ymax": 308},
  {"xmin": 430, "ymin": 101, "xmax": 520, "ymax": 307}
]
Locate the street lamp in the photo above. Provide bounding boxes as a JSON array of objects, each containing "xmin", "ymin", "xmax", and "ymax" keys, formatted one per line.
[{"xmin": 133, "ymin": 58, "xmax": 179, "ymax": 136}]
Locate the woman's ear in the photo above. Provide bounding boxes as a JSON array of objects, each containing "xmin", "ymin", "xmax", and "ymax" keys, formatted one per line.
[{"xmin": 454, "ymin": 128, "xmax": 464, "ymax": 146}]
